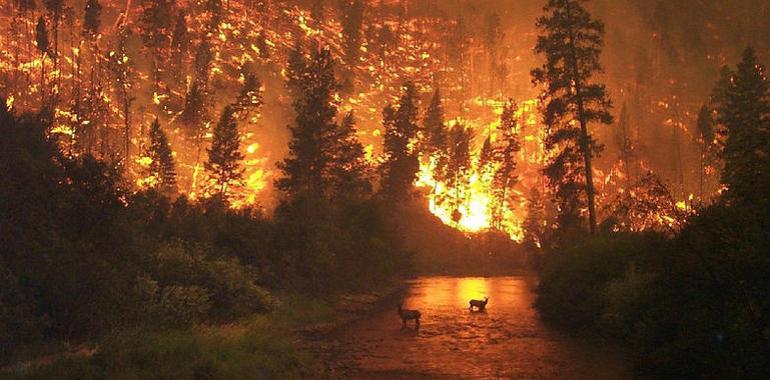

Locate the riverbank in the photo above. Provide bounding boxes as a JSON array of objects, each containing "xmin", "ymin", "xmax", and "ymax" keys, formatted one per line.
[{"xmin": 1, "ymin": 282, "xmax": 406, "ymax": 380}]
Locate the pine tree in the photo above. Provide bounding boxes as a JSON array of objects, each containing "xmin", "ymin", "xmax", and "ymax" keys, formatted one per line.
[
  {"xmin": 491, "ymin": 100, "xmax": 521, "ymax": 228},
  {"xmin": 109, "ymin": 25, "xmax": 135, "ymax": 165},
  {"xmin": 446, "ymin": 123, "xmax": 472, "ymax": 223},
  {"xmin": 180, "ymin": 81, "xmax": 208, "ymax": 139},
  {"xmin": 380, "ymin": 82, "xmax": 420, "ymax": 202},
  {"xmin": 327, "ymin": 112, "xmax": 371, "ymax": 200},
  {"xmin": 522, "ymin": 188, "xmax": 547, "ymax": 251},
  {"xmin": 82, "ymin": 0, "xmax": 101, "ymax": 39},
  {"xmin": 341, "ymin": 0, "xmax": 365, "ymax": 66},
  {"xmin": 194, "ymin": 41, "xmax": 213, "ymax": 86},
  {"xmin": 716, "ymin": 47, "xmax": 770, "ymax": 205},
  {"xmin": 206, "ymin": 106, "xmax": 244, "ymax": 196},
  {"xmin": 531, "ymin": 0, "xmax": 613, "ymax": 234},
  {"xmin": 615, "ymin": 103, "xmax": 636, "ymax": 186},
  {"xmin": 695, "ymin": 105, "xmax": 716, "ymax": 200},
  {"xmin": 233, "ymin": 73, "xmax": 263, "ymax": 122},
  {"xmin": 170, "ymin": 11, "xmax": 188, "ymax": 81},
  {"xmin": 422, "ymin": 88, "xmax": 449, "ymax": 184},
  {"xmin": 277, "ymin": 47, "xmax": 339, "ymax": 200},
  {"xmin": 139, "ymin": 0, "xmax": 174, "ymax": 89},
  {"xmin": 35, "ymin": 16, "xmax": 51, "ymax": 107},
  {"xmin": 145, "ymin": 118, "xmax": 177, "ymax": 194},
  {"xmin": 43, "ymin": 0, "xmax": 63, "ymax": 85}
]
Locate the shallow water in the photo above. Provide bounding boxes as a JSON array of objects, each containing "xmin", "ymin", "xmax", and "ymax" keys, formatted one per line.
[{"xmin": 329, "ymin": 276, "xmax": 634, "ymax": 379}]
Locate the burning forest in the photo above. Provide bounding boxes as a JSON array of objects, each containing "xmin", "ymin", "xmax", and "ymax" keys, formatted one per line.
[{"xmin": 2, "ymin": 0, "xmax": 770, "ymax": 378}]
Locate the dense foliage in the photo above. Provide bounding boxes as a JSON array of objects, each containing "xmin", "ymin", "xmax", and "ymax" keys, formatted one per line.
[
  {"xmin": 0, "ymin": 101, "xmax": 410, "ymax": 362},
  {"xmin": 536, "ymin": 47, "xmax": 770, "ymax": 377}
]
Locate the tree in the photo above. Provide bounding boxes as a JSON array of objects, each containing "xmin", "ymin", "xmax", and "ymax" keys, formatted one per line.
[
  {"xmin": 445, "ymin": 123, "xmax": 472, "ymax": 223},
  {"xmin": 531, "ymin": 0, "xmax": 613, "ymax": 234},
  {"xmin": 341, "ymin": 0, "xmax": 365, "ymax": 66},
  {"xmin": 522, "ymin": 187, "xmax": 547, "ymax": 251},
  {"xmin": 422, "ymin": 88, "xmax": 449, "ymax": 186},
  {"xmin": 179, "ymin": 81, "xmax": 208, "ymax": 140},
  {"xmin": 614, "ymin": 103, "xmax": 636, "ymax": 186},
  {"xmin": 695, "ymin": 105, "xmax": 716, "ymax": 200},
  {"xmin": 145, "ymin": 118, "xmax": 177, "ymax": 194},
  {"xmin": 233, "ymin": 73, "xmax": 263, "ymax": 122},
  {"xmin": 170, "ymin": 11, "xmax": 188, "ymax": 82},
  {"xmin": 139, "ymin": 0, "xmax": 174, "ymax": 89},
  {"xmin": 277, "ymin": 47, "xmax": 340, "ymax": 201},
  {"xmin": 82, "ymin": 0, "xmax": 101, "ymax": 39},
  {"xmin": 109, "ymin": 25, "xmax": 135, "ymax": 165},
  {"xmin": 194, "ymin": 41, "xmax": 213, "ymax": 86},
  {"xmin": 327, "ymin": 112, "xmax": 371, "ymax": 200},
  {"xmin": 43, "ymin": 0, "xmax": 63, "ymax": 84},
  {"xmin": 716, "ymin": 47, "xmax": 770, "ymax": 206},
  {"xmin": 380, "ymin": 82, "xmax": 420, "ymax": 202},
  {"xmin": 206, "ymin": 106, "xmax": 244, "ymax": 197},
  {"xmin": 35, "ymin": 16, "xmax": 51, "ymax": 107},
  {"xmin": 491, "ymin": 100, "xmax": 521, "ymax": 228}
]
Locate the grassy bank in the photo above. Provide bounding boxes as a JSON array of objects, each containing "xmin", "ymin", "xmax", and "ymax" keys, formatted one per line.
[{"xmin": 4, "ymin": 283, "xmax": 405, "ymax": 380}]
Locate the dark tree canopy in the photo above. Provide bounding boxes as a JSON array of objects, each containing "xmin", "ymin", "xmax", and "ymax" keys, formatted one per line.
[
  {"xmin": 145, "ymin": 118, "xmax": 177, "ymax": 194},
  {"xmin": 380, "ymin": 82, "xmax": 420, "ymax": 202},
  {"xmin": 206, "ymin": 106, "xmax": 244, "ymax": 196},
  {"xmin": 532, "ymin": 0, "xmax": 613, "ymax": 234}
]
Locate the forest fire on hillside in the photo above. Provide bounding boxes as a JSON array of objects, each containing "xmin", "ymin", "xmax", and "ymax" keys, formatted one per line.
[{"xmin": 1, "ymin": 0, "xmax": 736, "ymax": 241}]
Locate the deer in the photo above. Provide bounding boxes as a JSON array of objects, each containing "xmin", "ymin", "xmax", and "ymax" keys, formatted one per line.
[
  {"xmin": 469, "ymin": 297, "xmax": 489, "ymax": 312},
  {"xmin": 397, "ymin": 303, "xmax": 421, "ymax": 328}
]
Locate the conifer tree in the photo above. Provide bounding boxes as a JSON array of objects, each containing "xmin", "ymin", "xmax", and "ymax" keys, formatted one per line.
[
  {"xmin": 328, "ymin": 111, "xmax": 371, "ymax": 200},
  {"xmin": 615, "ymin": 103, "xmax": 636, "ymax": 186},
  {"xmin": 110, "ymin": 25, "xmax": 135, "ymax": 164},
  {"xmin": 277, "ymin": 47, "xmax": 339, "ymax": 200},
  {"xmin": 233, "ymin": 73, "xmax": 263, "ymax": 122},
  {"xmin": 380, "ymin": 82, "xmax": 420, "ymax": 202},
  {"xmin": 180, "ymin": 81, "xmax": 208, "ymax": 139},
  {"xmin": 194, "ymin": 41, "xmax": 213, "ymax": 87},
  {"xmin": 139, "ymin": 0, "xmax": 174, "ymax": 89},
  {"xmin": 35, "ymin": 16, "xmax": 51, "ymax": 107},
  {"xmin": 341, "ymin": 0, "xmax": 365, "ymax": 66},
  {"xmin": 145, "ymin": 118, "xmax": 177, "ymax": 193},
  {"xmin": 695, "ymin": 105, "xmax": 716, "ymax": 200},
  {"xmin": 716, "ymin": 47, "xmax": 770, "ymax": 205},
  {"xmin": 422, "ymin": 88, "xmax": 449, "ymax": 184},
  {"xmin": 446, "ymin": 123, "xmax": 472, "ymax": 223},
  {"xmin": 82, "ymin": 0, "xmax": 101, "ymax": 39},
  {"xmin": 531, "ymin": 0, "xmax": 613, "ymax": 234},
  {"xmin": 206, "ymin": 106, "xmax": 244, "ymax": 196},
  {"xmin": 491, "ymin": 100, "xmax": 521, "ymax": 228},
  {"xmin": 522, "ymin": 188, "xmax": 547, "ymax": 251}
]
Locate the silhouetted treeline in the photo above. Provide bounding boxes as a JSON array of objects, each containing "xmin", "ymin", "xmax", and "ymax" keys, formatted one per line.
[
  {"xmin": 0, "ymin": 100, "xmax": 410, "ymax": 361},
  {"xmin": 535, "ymin": 47, "xmax": 770, "ymax": 378}
]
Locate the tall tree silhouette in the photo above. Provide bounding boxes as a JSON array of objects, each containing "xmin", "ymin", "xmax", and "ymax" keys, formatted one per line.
[
  {"xmin": 446, "ymin": 123, "xmax": 472, "ymax": 223},
  {"xmin": 532, "ymin": 0, "xmax": 613, "ymax": 234},
  {"xmin": 145, "ymin": 118, "xmax": 177, "ymax": 194},
  {"xmin": 380, "ymin": 82, "xmax": 420, "ymax": 202},
  {"xmin": 277, "ymin": 46, "xmax": 339, "ymax": 201},
  {"xmin": 206, "ymin": 106, "xmax": 244, "ymax": 196},
  {"xmin": 327, "ymin": 111, "xmax": 371, "ymax": 200},
  {"xmin": 491, "ymin": 100, "xmax": 521, "ymax": 228},
  {"xmin": 422, "ymin": 88, "xmax": 449, "ymax": 188},
  {"xmin": 716, "ymin": 47, "xmax": 770, "ymax": 206},
  {"xmin": 695, "ymin": 105, "xmax": 716, "ymax": 200},
  {"xmin": 35, "ymin": 16, "xmax": 51, "ymax": 107}
]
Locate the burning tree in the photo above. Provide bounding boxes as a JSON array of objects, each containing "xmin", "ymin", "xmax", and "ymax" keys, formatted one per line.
[
  {"xmin": 491, "ymin": 100, "xmax": 522, "ymax": 229},
  {"xmin": 606, "ymin": 171, "xmax": 685, "ymax": 233},
  {"xmin": 532, "ymin": 0, "xmax": 613, "ymax": 234},
  {"xmin": 714, "ymin": 48, "xmax": 770, "ymax": 207},
  {"xmin": 144, "ymin": 118, "xmax": 177, "ymax": 194},
  {"xmin": 206, "ymin": 105, "xmax": 244, "ymax": 197},
  {"xmin": 380, "ymin": 82, "xmax": 420, "ymax": 203}
]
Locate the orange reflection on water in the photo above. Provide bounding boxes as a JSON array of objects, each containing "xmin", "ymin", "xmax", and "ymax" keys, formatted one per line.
[{"xmin": 457, "ymin": 277, "xmax": 489, "ymax": 305}]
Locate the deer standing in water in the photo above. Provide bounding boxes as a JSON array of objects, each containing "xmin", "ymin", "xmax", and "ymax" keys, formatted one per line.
[
  {"xmin": 397, "ymin": 303, "xmax": 421, "ymax": 328},
  {"xmin": 469, "ymin": 297, "xmax": 489, "ymax": 312}
]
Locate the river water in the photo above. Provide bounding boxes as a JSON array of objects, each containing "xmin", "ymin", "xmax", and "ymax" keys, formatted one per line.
[{"xmin": 323, "ymin": 276, "xmax": 634, "ymax": 379}]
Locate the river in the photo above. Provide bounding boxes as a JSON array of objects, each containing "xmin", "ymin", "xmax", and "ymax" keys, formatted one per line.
[{"xmin": 319, "ymin": 276, "xmax": 634, "ymax": 379}]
